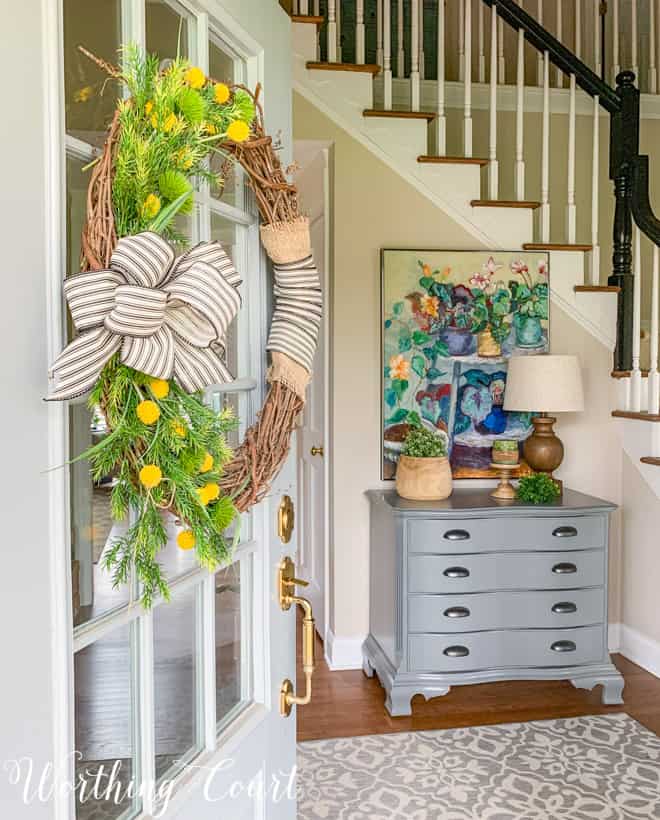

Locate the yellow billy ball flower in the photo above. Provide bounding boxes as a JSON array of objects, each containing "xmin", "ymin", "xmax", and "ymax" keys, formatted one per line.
[
  {"xmin": 145, "ymin": 100, "xmax": 154, "ymax": 115},
  {"xmin": 163, "ymin": 112, "xmax": 179, "ymax": 132},
  {"xmin": 200, "ymin": 452, "xmax": 214, "ymax": 473},
  {"xmin": 226, "ymin": 120, "xmax": 250, "ymax": 143},
  {"xmin": 149, "ymin": 378, "xmax": 169, "ymax": 399},
  {"xmin": 203, "ymin": 482, "xmax": 220, "ymax": 502},
  {"xmin": 172, "ymin": 420, "xmax": 186, "ymax": 437},
  {"xmin": 184, "ymin": 66, "xmax": 206, "ymax": 89},
  {"xmin": 177, "ymin": 530, "xmax": 196, "ymax": 551},
  {"xmin": 196, "ymin": 486, "xmax": 212, "ymax": 506},
  {"xmin": 139, "ymin": 464, "xmax": 162, "ymax": 489},
  {"xmin": 213, "ymin": 83, "xmax": 230, "ymax": 104},
  {"xmin": 204, "ymin": 122, "xmax": 217, "ymax": 135},
  {"xmin": 150, "ymin": 113, "xmax": 158, "ymax": 129},
  {"xmin": 141, "ymin": 194, "xmax": 161, "ymax": 220},
  {"xmin": 137, "ymin": 399, "xmax": 160, "ymax": 425}
]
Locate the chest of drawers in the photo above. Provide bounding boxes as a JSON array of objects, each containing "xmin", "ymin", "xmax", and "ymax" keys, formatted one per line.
[{"xmin": 363, "ymin": 488, "xmax": 624, "ymax": 716}]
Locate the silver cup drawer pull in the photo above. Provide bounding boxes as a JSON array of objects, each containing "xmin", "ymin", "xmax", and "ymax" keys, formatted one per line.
[
  {"xmin": 443, "ymin": 566, "xmax": 470, "ymax": 579},
  {"xmin": 443, "ymin": 606, "xmax": 470, "ymax": 619},
  {"xmin": 552, "ymin": 602, "xmax": 578, "ymax": 614},
  {"xmin": 443, "ymin": 529, "xmax": 470, "ymax": 541},
  {"xmin": 552, "ymin": 562, "xmax": 577, "ymax": 574},
  {"xmin": 553, "ymin": 525, "xmax": 578, "ymax": 538},
  {"xmin": 551, "ymin": 640, "xmax": 577, "ymax": 653},
  {"xmin": 443, "ymin": 645, "xmax": 470, "ymax": 658}
]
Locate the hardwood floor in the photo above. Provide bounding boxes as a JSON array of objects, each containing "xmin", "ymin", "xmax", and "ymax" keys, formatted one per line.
[{"xmin": 297, "ymin": 623, "xmax": 660, "ymax": 742}]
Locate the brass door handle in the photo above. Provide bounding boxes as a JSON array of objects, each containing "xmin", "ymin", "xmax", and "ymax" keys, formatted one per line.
[
  {"xmin": 310, "ymin": 445, "xmax": 324, "ymax": 457},
  {"xmin": 278, "ymin": 557, "xmax": 315, "ymax": 717}
]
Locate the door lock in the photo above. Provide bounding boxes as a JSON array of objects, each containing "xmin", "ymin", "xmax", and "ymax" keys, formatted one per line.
[
  {"xmin": 278, "ymin": 556, "xmax": 315, "ymax": 717},
  {"xmin": 277, "ymin": 495, "xmax": 294, "ymax": 544}
]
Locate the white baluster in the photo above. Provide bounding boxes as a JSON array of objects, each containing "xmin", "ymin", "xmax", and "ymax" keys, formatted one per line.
[
  {"xmin": 314, "ymin": 0, "xmax": 321, "ymax": 59},
  {"xmin": 631, "ymin": 225, "xmax": 642, "ymax": 412},
  {"xmin": 566, "ymin": 73, "xmax": 577, "ymax": 243},
  {"xmin": 650, "ymin": 0, "xmax": 657, "ymax": 93},
  {"xmin": 299, "ymin": 0, "xmax": 309, "ymax": 14},
  {"xmin": 419, "ymin": 0, "xmax": 425, "ymax": 80},
  {"xmin": 540, "ymin": 50, "xmax": 551, "ymax": 242},
  {"xmin": 574, "ymin": 0, "xmax": 581, "ymax": 60},
  {"xmin": 478, "ymin": 2, "xmax": 485, "ymax": 82},
  {"xmin": 515, "ymin": 27, "xmax": 525, "ymax": 200},
  {"xmin": 327, "ymin": 0, "xmax": 337, "ymax": 62},
  {"xmin": 293, "ymin": 0, "xmax": 299, "ymax": 14},
  {"xmin": 593, "ymin": 0, "xmax": 601, "ymax": 77},
  {"xmin": 488, "ymin": 2, "xmax": 498, "ymax": 197},
  {"xmin": 411, "ymin": 0, "xmax": 421, "ymax": 110},
  {"xmin": 397, "ymin": 0, "xmax": 405, "ymax": 78},
  {"xmin": 459, "ymin": 0, "xmax": 465, "ymax": 82},
  {"xmin": 356, "ymin": 0, "xmax": 365, "ymax": 64},
  {"xmin": 376, "ymin": 0, "xmax": 384, "ymax": 68},
  {"xmin": 555, "ymin": 0, "xmax": 563, "ymax": 87},
  {"xmin": 434, "ymin": 0, "xmax": 447, "ymax": 155},
  {"xmin": 336, "ymin": 0, "xmax": 342, "ymax": 62},
  {"xmin": 631, "ymin": 0, "xmax": 638, "ymax": 80},
  {"xmin": 498, "ymin": 18, "xmax": 505, "ymax": 83},
  {"xmin": 537, "ymin": 0, "xmax": 544, "ymax": 86},
  {"xmin": 383, "ymin": 0, "xmax": 393, "ymax": 109},
  {"xmin": 649, "ymin": 245, "xmax": 660, "ymax": 414},
  {"xmin": 464, "ymin": 0, "xmax": 473, "ymax": 156},
  {"xmin": 612, "ymin": 0, "xmax": 620, "ymax": 82},
  {"xmin": 590, "ymin": 96, "xmax": 601, "ymax": 284}
]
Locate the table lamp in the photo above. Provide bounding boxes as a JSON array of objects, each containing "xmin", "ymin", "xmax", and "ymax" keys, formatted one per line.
[{"xmin": 503, "ymin": 355, "xmax": 584, "ymax": 477}]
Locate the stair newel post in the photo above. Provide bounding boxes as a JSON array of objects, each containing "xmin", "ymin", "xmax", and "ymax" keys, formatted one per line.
[
  {"xmin": 609, "ymin": 70, "xmax": 639, "ymax": 372},
  {"xmin": 433, "ymin": 0, "xmax": 447, "ymax": 155},
  {"xmin": 383, "ymin": 0, "xmax": 392, "ymax": 109}
]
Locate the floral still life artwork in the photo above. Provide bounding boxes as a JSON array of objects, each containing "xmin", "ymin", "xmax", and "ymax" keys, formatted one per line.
[{"xmin": 382, "ymin": 249, "xmax": 550, "ymax": 479}]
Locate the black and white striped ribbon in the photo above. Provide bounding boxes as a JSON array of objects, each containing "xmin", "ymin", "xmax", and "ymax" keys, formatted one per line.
[
  {"xmin": 48, "ymin": 232, "xmax": 242, "ymax": 400},
  {"xmin": 267, "ymin": 255, "xmax": 322, "ymax": 372}
]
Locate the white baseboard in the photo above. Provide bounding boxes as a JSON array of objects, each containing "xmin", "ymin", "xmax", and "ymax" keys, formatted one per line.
[
  {"xmin": 619, "ymin": 623, "xmax": 660, "ymax": 679},
  {"xmin": 608, "ymin": 622, "xmax": 621, "ymax": 653},
  {"xmin": 324, "ymin": 629, "xmax": 365, "ymax": 671}
]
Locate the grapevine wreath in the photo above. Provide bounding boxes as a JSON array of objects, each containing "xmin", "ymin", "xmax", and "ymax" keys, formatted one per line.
[{"xmin": 48, "ymin": 48, "xmax": 321, "ymax": 606}]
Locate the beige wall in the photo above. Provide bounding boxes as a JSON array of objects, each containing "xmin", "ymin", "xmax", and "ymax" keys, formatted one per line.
[
  {"xmin": 294, "ymin": 90, "xmax": 623, "ymax": 641},
  {"xmin": 621, "ymin": 454, "xmax": 660, "ymax": 644}
]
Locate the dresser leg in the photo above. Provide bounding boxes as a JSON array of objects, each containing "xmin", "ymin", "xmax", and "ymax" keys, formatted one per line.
[
  {"xmin": 570, "ymin": 672, "xmax": 625, "ymax": 705},
  {"xmin": 384, "ymin": 689, "xmax": 413, "ymax": 717},
  {"xmin": 362, "ymin": 654, "xmax": 375, "ymax": 678}
]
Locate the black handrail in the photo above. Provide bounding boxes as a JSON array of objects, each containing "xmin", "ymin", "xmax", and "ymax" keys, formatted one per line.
[{"xmin": 482, "ymin": 0, "xmax": 660, "ymax": 371}]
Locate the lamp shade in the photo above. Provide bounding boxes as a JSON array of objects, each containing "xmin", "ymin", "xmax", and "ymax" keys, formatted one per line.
[{"xmin": 503, "ymin": 355, "xmax": 584, "ymax": 413}]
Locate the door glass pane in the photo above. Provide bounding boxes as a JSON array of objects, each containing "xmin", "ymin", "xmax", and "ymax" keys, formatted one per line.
[
  {"xmin": 75, "ymin": 624, "xmax": 137, "ymax": 819},
  {"xmin": 63, "ymin": 0, "xmax": 121, "ymax": 146},
  {"xmin": 146, "ymin": 0, "xmax": 190, "ymax": 61},
  {"xmin": 210, "ymin": 213, "xmax": 240, "ymax": 376},
  {"xmin": 209, "ymin": 38, "xmax": 245, "ymax": 208},
  {"xmin": 154, "ymin": 585, "xmax": 201, "ymax": 781},
  {"xmin": 216, "ymin": 560, "xmax": 248, "ymax": 725}
]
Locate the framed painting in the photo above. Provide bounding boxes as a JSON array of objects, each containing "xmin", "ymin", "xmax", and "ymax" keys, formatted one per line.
[{"xmin": 381, "ymin": 249, "xmax": 550, "ymax": 479}]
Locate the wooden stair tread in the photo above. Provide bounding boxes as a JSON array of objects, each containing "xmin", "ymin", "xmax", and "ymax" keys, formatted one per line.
[
  {"xmin": 291, "ymin": 14, "xmax": 325, "ymax": 25},
  {"xmin": 471, "ymin": 199, "xmax": 541, "ymax": 209},
  {"xmin": 418, "ymin": 155, "xmax": 489, "ymax": 166},
  {"xmin": 641, "ymin": 457, "xmax": 660, "ymax": 466},
  {"xmin": 611, "ymin": 370, "xmax": 649, "ymax": 378},
  {"xmin": 574, "ymin": 285, "xmax": 621, "ymax": 293},
  {"xmin": 612, "ymin": 410, "xmax": 660, "ymax": 422},
  {"xmin": 306, "ymin": 61, "xmax": 381, "ymax": 76},
  {"xmin": 364, "ymin": 109, "xmax": 436, "ymax": 121},
  {"xmin": 524, "ymin": 243, "xmax": 593, "ymax": 251}
]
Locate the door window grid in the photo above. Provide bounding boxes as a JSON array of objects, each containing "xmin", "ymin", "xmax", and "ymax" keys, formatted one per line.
[{"xmin": 62, "ymin": 3, "xmax": 263, "ymax": 816}]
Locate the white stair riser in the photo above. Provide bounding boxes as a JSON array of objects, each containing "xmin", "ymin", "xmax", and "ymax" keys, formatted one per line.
[
  {"xmin": 615, "ymin": 418, "xmax": 660, "ymax": 497},
  {"xmin": 414, "ymin": 163, "xmax": 483, "ymax": 205},
  {"xmin": 362, "ymin": 118, "xmax": 429, "ymax": 162},
  {"xmin": 292, "ymin": 20, "xmax": 319, "ymax": 62}
]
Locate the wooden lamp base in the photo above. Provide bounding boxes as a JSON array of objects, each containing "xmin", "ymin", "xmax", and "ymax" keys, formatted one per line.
[{"xmin": 490, "ymin": 462, "xmax": 519, "ymax": 500}]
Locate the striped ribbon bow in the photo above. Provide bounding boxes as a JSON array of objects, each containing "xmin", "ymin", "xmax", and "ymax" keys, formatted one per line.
[{"xmin": 48, "ymin": 231, "xmax": 241, "ymax": 400}]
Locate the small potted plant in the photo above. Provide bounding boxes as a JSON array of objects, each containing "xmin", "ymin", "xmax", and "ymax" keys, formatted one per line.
[
  {"xmin": 492, "ymin": 439, "xmax": 520, "ymax": 465},
  {"xmin": 509, "ymin": 259, "xmax": 548, "ymax": 349},
  {"xmin": 396, "ymin": 426, "xmax": 452, "ymax": 501}
]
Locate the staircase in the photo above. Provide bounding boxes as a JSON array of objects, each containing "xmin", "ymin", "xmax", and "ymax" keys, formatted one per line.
[{"xmin": 290, "ymin": 0, "xmax": 660, "ymax": 494}]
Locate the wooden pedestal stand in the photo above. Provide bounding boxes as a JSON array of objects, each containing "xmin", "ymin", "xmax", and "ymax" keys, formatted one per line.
[{"xmin": 490, "ymin": 462, "xmax": 519, "ymax": 500}]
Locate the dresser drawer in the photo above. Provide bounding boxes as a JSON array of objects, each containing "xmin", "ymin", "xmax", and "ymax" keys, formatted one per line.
[
  {"xmin": 407, "ymin": 515, "xmax": 605, "ymax": 554},
  {"xmin": 408, "ymin": 588, "xmax": 605, "ymax": 633},
  {"xmin": 407, "ymin": 550, "xmax": 605, "ymax": 594},
  {"xmin": 408, "ymin": 625, "xmax": 604, "ymax": 673}
]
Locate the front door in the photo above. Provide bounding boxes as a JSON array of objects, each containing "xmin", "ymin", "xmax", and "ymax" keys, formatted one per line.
[{"xmin": 47, "ymin": 2, "xmax": 302, "ymax": 820}]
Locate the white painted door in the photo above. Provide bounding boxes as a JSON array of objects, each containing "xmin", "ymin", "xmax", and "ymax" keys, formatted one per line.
[{"xmin": 294, "ymin": 144, "xmax": 329, "ymax": 639}]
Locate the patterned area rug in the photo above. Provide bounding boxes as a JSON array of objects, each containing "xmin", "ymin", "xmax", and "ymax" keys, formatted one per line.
[{"xmin": 297, "ymin": 714, "xmax": 660, "ymax": 819}]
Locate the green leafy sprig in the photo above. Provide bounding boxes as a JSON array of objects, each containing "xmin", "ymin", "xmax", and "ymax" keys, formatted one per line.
[{"xmin": 517, "ymin": 473, "xmax": 561, "ymax": 504}]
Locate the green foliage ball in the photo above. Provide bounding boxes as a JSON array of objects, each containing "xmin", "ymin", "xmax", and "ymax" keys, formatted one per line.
[
  {"xmin": 517, "ymin": 472, "xmax": 561, "ymax": 504},
  {"xmin": 402, "ymin": 426, "xmax": 447, "ymax": 459}
]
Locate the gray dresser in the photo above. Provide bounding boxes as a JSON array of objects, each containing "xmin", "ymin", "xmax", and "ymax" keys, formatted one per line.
[{"xmin": 363, "ymin": 488, "xmax": 624, "ymax": 717}]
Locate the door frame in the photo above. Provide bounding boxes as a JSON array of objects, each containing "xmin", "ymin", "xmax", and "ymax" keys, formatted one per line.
[{"xmin": 43, "ymin": 2, "xmax": 296, "ymax": 818}]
